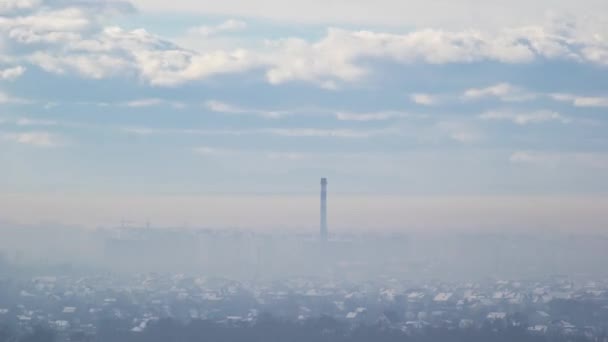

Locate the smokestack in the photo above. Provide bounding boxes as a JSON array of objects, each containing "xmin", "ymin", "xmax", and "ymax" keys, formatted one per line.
[{"xmin": 320, "ymin": 178, "xmax": 328, "ymax": 241}]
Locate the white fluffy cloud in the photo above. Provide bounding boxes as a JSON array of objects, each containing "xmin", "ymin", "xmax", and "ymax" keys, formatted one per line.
[
  {"xmin": 0, "ymin": 0, "xmax": 606, "ymax": 88},
  {"xmin": 264, "ymin": 28, "xmax": 538, "ymax": 87},
  {"xmin": 0, "ymin": 66, "xmax": 26, "ymax": 80},
  {"xmin": 132, "ymin": 45, "xmax": 256, "ymax": 87},
  {"xmin": 264, "ymin": 34, "xmax": 366, "ymax": 89},
  {"xmin": 0, "ymin": 4, "xmax": 258, "ymax": 86},
  {"xmin": 264, "ymin": 24, "xmax": 607, "ymax": 87},
  {"xmin": 410, "ymin": 93, "xmax": 437, "ymax": 106},
  {"xmin": 28, "ymin": 52, "xmax": 131, "ymax": 79}
]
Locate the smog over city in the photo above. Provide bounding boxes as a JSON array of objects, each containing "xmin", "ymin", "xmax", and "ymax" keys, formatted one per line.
[{"xmin": 1, "ymin": 0, "xmax": 608, "ymax": 342}]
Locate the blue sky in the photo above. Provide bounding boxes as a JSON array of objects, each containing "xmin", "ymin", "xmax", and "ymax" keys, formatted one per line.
[{"xmin": 0, "ymin": 0, "xmax": 607, "ymax": 230}]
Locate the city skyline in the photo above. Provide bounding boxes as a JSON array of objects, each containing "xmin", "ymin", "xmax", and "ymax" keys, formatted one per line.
[{"xmin": 2, "ymin": 2, "xmax": 608, "ymax": 342}]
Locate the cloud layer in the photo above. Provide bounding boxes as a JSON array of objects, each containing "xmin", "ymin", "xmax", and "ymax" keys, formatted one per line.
[{"xmin": 0, "ymin": 1, "xmax": 606, "ymax": 88}]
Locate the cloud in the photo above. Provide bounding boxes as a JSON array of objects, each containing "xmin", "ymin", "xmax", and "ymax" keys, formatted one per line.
[
  {"xmin": 132, "ymin": 46, "xmax": 257, "ymax": 86},
  {"xmin": 582, "ymin": 46, "xmax": 608, "ymax": 66},
  {"xmin": 28, "ymin": 52, "xmax": 132, "ymax": 79},
  {"xmin": 205, "ymin": 101, "xmax": 418, "ymax": 121},
  {"xmin": 0, "ymin": 116, "xmax": 85, "ymax": 128},
  {"xmin": 0, "ymin": 91, "xmax": 28, "ymax": 104},
  {"xmin": 550, "ymin": 93, "xmax": 608, "ymax": 107},
  {"xmin": 264, "ymin": 128, "xmax": 386, "ymax": 138},
  {"xmin": 188, "ymin": 19, "xmax": 247, "ymax": 37},
  {"xmin": 479, "ymin": 110, "xmax": 569, "ymax": 125},
  {"xmin": 510, "ymin": 151, "xmax": 608, "ymax": 169},
  {"xmin": 0, "ymin": 0, "xmax": 42, "ymax": 13},
  {"xmin": 410, "ymin": 93, "xmax": 436, "ymax": 106},
  {"xmin": 15, "ymin": 117, "xmax": 57, "ymax": 126},
  {"xmin": 334, "ymin": 111, "xmax": 408, "ymax": 122},
  {"xmin": 114, "ymin": 27, "xmax": 256, "ymax": 85},
  {"xmin": 414, "ymin": 84, "xmax": 607, "ymax": 109},
  {"xmin": 123, "ymin": 126, "xmax": 251, "ymax": 137},
  {"xmin": 193, "ymin": 146, "xmax": 234, "ymax": 156},
  {"xmin": 0, "ymin": 4, "xmax": 258, "ymax": 86},
  {"xmin": 0, "ymin": 66, "xmax": 26, "ymax": 80},
  {"xmin": 264, "ymin": 28, "xmax": 538, "ymax": 87},
  {"xmin": 1, "ymin": 131, "xmax": 63, "ymax": 147},
  {"xmin": 264, "ymin": 35, "xmax": 366, "ymax": 89},
  {"xmin": 205, "ymin": 100, "xmax": 287, "ymax": 119},
  {"xmin": 0, "ymin": 7, "xmax": 91, "ymax": 33},
  {"xmin": 1, "ymin": 1, "xmax": 606, "ymax": 89},
  {"xmin": 125, "ymin": 98, "xmax": 164, "ymax": 107},
  {"xmin": 463, "ymin": 83, "xmax": 536, "ymax": 102},
  {"xmin": 123, "ymin": 125, "xmax": 391, "ymax": 139},
  {"xmin": 262, "ymin": 21, "xmax": 608, "ymax": 87},
  {"xmin": 205, "ymin": 100, "xmax": 241, "ymax": 113},
  {"xmin": 123, "ymin": 98, "xmax": 185, "ymax": 109}
]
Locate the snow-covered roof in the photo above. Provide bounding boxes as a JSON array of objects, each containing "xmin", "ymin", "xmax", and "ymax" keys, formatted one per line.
[
  {"xmin": 346, "ymin": 311, "xmax": 358, "ymax": 319},
  {"xmin": 433, "ymin": 293, "xmax": 453, "ymax": 302},
  {"xmin": 528, "ymin": 325, "xmax": 548, "ymax": 333},
  {"xmin": 487, "ymin": 312, "xmax": 507, "ymax": 320},
  {"xmin": 346, "ymin": 307, "xmax": 367, "ymax": 319},
  {"xmin": 407, "ymin": 292, "xmax": 425, "ymax": 300}
]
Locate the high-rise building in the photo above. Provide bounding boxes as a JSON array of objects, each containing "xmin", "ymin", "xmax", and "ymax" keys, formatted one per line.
[{"xmin": 320, "ymin": 178, "xmax": 328, "ymax": 241}]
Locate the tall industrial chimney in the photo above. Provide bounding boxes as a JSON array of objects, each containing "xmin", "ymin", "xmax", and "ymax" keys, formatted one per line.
[{"xmin": 320, "ymin": 178, "xmax": 328, "ymax": 241}]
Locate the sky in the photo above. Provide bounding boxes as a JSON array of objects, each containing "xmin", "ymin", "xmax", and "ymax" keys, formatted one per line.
[{"xmin": 0, "ymin": 0, "xmax": 607, "ymax": 231}]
